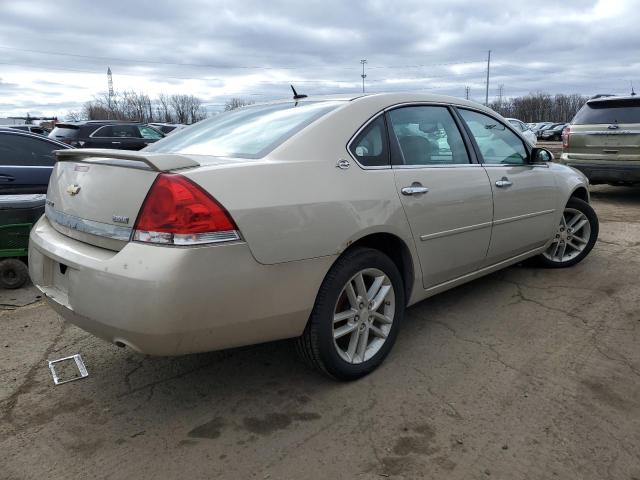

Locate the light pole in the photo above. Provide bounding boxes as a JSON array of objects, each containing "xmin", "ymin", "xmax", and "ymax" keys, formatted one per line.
[{"xmin": 360, "ymin": 59, "xmax": 367, "ymax": 93}]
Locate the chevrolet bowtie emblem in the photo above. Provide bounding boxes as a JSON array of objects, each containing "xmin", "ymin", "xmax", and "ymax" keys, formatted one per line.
[{"xmin": 66, "ymin": 184, "xmax": 81, "ymax": 196}]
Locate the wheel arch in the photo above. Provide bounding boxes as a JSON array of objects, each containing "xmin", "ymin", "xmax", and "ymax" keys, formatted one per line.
[
  {"xmin": 570, "ymin": 186, "xmax": 589, "ymax": 203},
  {"xmin": 338, "ymin": 232, "xmax": 415, "ymax": 305}
]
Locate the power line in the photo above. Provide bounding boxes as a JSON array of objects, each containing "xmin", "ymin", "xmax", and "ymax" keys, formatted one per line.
[
  {"xmin": 0, "ymin": 60, "xmax": 487, "ymax": 86},
  {"xmin": 0, "ymin": 44, "xmax": 483, "ymax": 72}
]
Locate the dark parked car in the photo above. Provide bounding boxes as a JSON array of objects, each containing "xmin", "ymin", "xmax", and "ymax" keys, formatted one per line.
[
  {"xmin": 48, "ymin": 121, "xmax": 164, "ymax": 150},
  {"xmin": 0, "ymin": 125, "xmax": 49, "ymax": 135},
  {"xmin": 0, "ymin": 130, "xmax": 72, "ymax": 194},
  {"xmin": 536, "ymin": 122, "xmax": 564, "ymax": 139},
  {"xmin": 540, "ymin": 123, "xmax": 568, "ymax": 141}
]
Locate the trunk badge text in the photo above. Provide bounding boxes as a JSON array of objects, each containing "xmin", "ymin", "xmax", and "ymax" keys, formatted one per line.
[
  {"xmin": 112, "ymin": 215, "xmax": 130, "ymax": 224},
  {"xmin": 66, "ymin": 184, "xmax": 81, "ymax": 196}
]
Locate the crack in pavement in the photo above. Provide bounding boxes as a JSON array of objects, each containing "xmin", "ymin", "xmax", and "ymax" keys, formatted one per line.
[{"xmin": 0, "ymin": 321, "xmax": 68, "ymax": 432}]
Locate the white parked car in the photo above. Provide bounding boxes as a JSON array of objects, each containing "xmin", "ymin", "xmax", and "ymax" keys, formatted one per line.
[
  {"xmin": 29, "ymin": 93, "xmax": 598, "ymax": 379},
  {"xmin": 506, "ymin": 118, "xmax": 537, "ymax": 145}
]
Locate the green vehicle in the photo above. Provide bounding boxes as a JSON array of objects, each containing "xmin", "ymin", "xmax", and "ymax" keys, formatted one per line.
[
  {"xmin": 560, "ymin": 95, "xmax": 640, "ymax": 185},
  {"xmin": 0, "ymin": 195, "xmax": 45, "ymax": 289}
]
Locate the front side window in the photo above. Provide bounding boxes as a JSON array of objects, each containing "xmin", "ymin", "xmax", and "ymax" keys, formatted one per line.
[
  {"xmin": 349, "ymin": 116, "xmax": 389, "ymax": 167},
  {"xmin": 388, "ymin": 106, "xmax": 470, "ymax": 165},
  {"xmin": 459, "ymin": 109, "xmax": 527, "ymax": 165},
  {"xmin": 146, "ymin": 101, "xmax": 344, "ymax": 159}
]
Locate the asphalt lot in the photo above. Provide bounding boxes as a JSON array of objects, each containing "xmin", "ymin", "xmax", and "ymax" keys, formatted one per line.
[{"xmin": 1, "ymin": 183, "xmax": 639, "ymax": 480}]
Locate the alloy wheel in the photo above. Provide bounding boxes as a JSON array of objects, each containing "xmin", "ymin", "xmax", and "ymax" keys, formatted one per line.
[
  {"xmin": 332, "ymin": 268, "xmax": 395, "ymax": 364},
  {"xmin": 543, "ymin": 207, "xmax": 591, "ymax": 263}
]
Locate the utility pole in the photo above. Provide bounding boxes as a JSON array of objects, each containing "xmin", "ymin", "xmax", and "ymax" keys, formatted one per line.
[
  {"xmin": 360, "ymin": 59, "xmax": 367, "ymax": 93},
  {"xmin": 107, "ymin": 67, "xmax": 114, "ymax": 119},
  {"xmin": 465, "ymin": 86, "xmax": 470, "ymax": 100},
  {"xmin": 498, "ymin": 84, "xmax": 504, "ymax": 106},
  {"xmin": 485, "ymin": 50, "xmax": 491, "ymax": 106}
]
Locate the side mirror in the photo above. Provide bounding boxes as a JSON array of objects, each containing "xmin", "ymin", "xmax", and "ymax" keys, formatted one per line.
[{"xmin": 530, "ymin": 147, "xmax": 554, "ymax": 163}]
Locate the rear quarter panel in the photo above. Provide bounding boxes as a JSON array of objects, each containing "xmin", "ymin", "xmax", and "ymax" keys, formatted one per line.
[{"xmin": 182, "ymin": 101, "xmax": 417, "ymax": 266}]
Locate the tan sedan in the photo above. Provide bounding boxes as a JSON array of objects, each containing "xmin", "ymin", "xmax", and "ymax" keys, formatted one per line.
[{"xmin": 29, "ymin": 93, "xmax": 598, "ymax": 379}]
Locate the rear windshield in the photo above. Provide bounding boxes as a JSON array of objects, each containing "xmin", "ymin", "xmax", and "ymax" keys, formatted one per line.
[
  {"xmin": 49, "ymin": 126, "xmax": 79, "ymax": 139},
  {"xmin": 573, "ymin": 99, "xmax": 640, "ymax": 124},
  {"xmin": 146, "ymin": 101, "xmax": 344, "ymax": 158}
]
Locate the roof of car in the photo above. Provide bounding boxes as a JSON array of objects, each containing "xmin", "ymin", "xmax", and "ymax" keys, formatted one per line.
[
  {"xmin": 0, "ymin": 128, "xmax": 72, "ymax": 147},
  {"xmin": 254, "ymin": 92, "xmax": 494, "ymax": 113},
  {"xmin": 56, "ymin": 120, "xmax": 146, "ymax": 126},
  {"xmin": 587, "ymin": 95, "xmax": 640, "ymax": 104}
]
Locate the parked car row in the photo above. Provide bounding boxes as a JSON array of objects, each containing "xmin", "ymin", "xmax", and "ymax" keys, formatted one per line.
[{"xmin": 525, "ymin": 122, "xmax": 569, "ymax": 140}]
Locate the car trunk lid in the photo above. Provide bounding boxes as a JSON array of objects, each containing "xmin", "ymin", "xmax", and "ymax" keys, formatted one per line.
[
  {"xmin": 45, "ymin": 149, "xmax": 202, "ymax": 251},
  {"xmin": 566, "ymin": 123, "xmax": 640, "ymax": 160}
]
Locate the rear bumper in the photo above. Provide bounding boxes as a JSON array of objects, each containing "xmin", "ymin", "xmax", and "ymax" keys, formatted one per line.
[
  {"xmin": 559, "ymin": 155, "xmax": 640, "ymax": 184},
  {"xmin": 29, "ymin": 216, "xmax": 334, "ymax": 355}
]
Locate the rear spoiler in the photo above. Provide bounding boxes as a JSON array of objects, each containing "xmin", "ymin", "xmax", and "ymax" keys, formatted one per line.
[{"xmin": 55, "ymin": 148, "xmax": 200, "ymax": 172}]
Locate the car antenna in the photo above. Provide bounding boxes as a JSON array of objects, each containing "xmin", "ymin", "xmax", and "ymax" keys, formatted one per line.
[
  {"xmin": 291, "ymin": 85, "xmax": 308, "ymax": 101},
  {"xmin": 631, "ymin": 81, "xmax": 636, "ymax": 96}
]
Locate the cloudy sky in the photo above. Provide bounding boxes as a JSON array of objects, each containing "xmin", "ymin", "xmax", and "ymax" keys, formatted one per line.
[{"xmin": 0, "ymin": 0, "xmax": 638, "ymax": 119}]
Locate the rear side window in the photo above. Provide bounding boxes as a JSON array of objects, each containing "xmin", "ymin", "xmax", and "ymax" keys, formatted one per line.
[
  {"xmin": 146, "ymin": 101, "xmax": 344, "ymax": 159},
  {"xmin": 388, "ymin": 106, "xmax": 470, "ymax": 165},
  {"xmin": 92, "ymin": 125, "xmax": 141, "ymax": 138},
  {"xmin": 0, "ymin": 134, "xmax": 58, "ymax": 166},
  {"xmin": 573, "ymin": 99, "xmax": 640, "ymax": 124},
  {"xmin": 349, "ymin": 116, "xmax": 389, "ymax": 167}
]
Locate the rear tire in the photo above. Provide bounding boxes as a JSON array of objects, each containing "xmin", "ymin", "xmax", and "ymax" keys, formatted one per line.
[
  {"xmin": 0, "ymin": 259, "xmax": 29, "ymax": 289},
  {"xmin": 535, "ymin": 197, "xmax": 599, "ymax": 268},
  {"xmin": 296, "ymin": 247, "xmax": 405, "ymax": 380}
]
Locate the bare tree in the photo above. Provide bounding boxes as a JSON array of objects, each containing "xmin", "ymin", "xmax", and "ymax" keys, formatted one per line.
[
  {"xmin": 489, "ymin": 92, "xmax": 589, "ymax": 122},
  {"xmin": 80, "ymin": 90, "xmax": 208, "ymax": 124},
  {"xmin": 65, "ymin": 110, "xmax": 83, "ymax": 121},
  {"xmin": 224, "ymin": 98, "xmax": 254, "ymax": 111}
]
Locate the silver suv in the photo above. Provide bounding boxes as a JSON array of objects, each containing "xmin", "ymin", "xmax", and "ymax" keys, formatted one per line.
[{"xmin": 561, "ymin": 95, "xmax": 640, "ymax": 185}]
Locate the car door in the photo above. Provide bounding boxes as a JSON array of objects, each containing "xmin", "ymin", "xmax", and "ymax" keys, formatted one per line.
[
  {"xmin": 386, "ymin": 105, "xmax": 493, "ymax": 288},
  {"xmin": 0, "ymin": 132, "xmax": 59, "ymax": 194},
  {"xmin": 456, "ymin": 108, "xmax": 558, "ymax": 265}
]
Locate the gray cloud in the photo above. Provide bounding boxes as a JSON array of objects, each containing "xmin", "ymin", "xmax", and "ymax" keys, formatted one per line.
[{"xmin": 0, "ymin": 0, "xmax": 638, "ymax": 118}]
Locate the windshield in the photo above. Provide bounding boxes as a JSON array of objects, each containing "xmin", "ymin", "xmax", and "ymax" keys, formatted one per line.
[
  {"xmin": 146, "ymin": 101, "xmax": 344, "ymax": 158},
  {"xmin": 573, "ymin": 98, "xmax": 640, "ymax": 124}
]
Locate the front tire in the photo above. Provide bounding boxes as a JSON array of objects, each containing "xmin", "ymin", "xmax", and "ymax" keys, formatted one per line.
[
  {"xmin": 536, "ymin": 197, "xmax": 599, "ymax": 268},
  {"xmin": 296, "ymin": 247, "xmax": 405, "ymax": 380}
]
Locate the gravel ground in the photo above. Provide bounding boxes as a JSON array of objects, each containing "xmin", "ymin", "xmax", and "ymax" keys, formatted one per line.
[{"xmin": 1, "ymin": 185, "xmax": 639, "ymax": 480}]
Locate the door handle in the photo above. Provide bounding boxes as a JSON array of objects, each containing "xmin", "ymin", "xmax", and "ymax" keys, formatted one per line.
[
  {"xmin": 111, "ymin": 141, "xmax": 121, "ymax": 144},
  {"xmin": 401, "ymin": 184, "xmax": 429, "ymax": 196},
  {"xmin": 495, "ymin": 177, "xmax": 512, "ymax": 188},
  {"xmin": 0, "ymin": 175, "xmax": 15, "ymax": 182}
]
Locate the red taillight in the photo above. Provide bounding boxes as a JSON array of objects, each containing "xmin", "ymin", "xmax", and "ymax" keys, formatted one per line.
[
  {"xmin": 133, "ymin": 173, "xmax": 239, "ymax": 245},
  {"xmin": 562, "ymin": 126, "xmax": 571, "ymax": 149}
]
